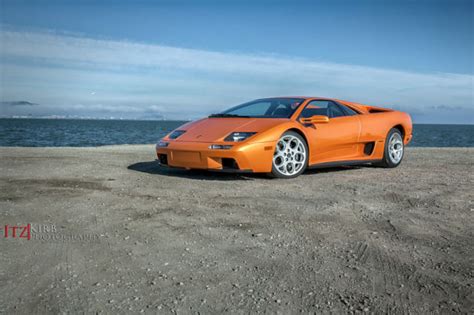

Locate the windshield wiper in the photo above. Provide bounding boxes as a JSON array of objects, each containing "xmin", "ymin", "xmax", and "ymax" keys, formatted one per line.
[{"xmin": 208, "ymin": 113, "xmax": 250, "ymax": 118}]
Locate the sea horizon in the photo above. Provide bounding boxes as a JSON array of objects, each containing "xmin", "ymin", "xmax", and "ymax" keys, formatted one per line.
[
  {"xmin": 1, "ymin": 117, "xmax": 473, "ymax": 126},
  {"xmin": 1, "ymin": 118, "xmax": 473, "ymax": 148}
]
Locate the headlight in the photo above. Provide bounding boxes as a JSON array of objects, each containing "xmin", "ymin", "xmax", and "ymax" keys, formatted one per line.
[
  {"xmin": 168, "ymin": 130, "xmax": 186, "ymax": 139},
  {"xmin": 224, "ymin": 132, "xmax": 256, "ymax": 142},
  {"xmin": 156, "ymin": 140, "xmax": 169, "ymax": 148}
]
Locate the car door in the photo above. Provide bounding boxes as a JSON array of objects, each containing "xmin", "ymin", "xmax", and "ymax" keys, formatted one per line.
[{"xmin": 299, "ymin": 100, "xmax": 361, "ymax": 165}]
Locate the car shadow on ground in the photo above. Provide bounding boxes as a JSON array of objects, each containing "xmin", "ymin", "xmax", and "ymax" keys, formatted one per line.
[
  {"xmin": 303, "ymin": 164, "xmax": 369, "ymax": 175},
  {"xmin": 128, "ymin": 161, "xmax": 366, "ymax": 181},
  {"xmin": 127, "ymin": 161, "xmax": 262, "ymax": 181}
]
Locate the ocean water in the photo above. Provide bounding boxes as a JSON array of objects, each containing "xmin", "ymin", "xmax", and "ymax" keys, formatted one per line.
[{"xmin": 0, "ymin": 118, "xmax": 472, "ymax": 147}]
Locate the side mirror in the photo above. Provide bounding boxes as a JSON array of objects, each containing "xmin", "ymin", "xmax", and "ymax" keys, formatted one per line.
[{"xmin": 300, "ymin": 115, "xmax": 329, "ymax": 124}]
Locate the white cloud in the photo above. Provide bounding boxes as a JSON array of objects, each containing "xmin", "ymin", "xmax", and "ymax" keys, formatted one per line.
[{"xmin": 1, "ymin": 30, "xmax": 473, "ymax": 122}]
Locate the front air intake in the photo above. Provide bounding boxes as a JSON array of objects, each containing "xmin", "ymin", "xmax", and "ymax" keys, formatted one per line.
[
  {"xmin": 158, "ymin": 154, "xmax": 168, "ymax": 165},
  {"xmin": 222, "ymin": 158, "xmax": 239, "ymax": 170}
]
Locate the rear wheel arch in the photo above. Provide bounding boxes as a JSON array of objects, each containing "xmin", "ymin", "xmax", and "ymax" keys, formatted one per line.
[{"xmin": 392, "ymin": 124, "xmax": 405, "ymax": 138}]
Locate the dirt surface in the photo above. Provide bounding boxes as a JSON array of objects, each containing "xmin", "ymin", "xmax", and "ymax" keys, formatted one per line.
[{"xmin": 0, "ymin": 145, "xmax": 472, "ymax": 314}]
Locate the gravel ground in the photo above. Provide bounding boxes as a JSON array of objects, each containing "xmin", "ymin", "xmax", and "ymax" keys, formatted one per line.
[{"xmin": 0, "ymin": 145, "xmax": 472, "ymax": 314}]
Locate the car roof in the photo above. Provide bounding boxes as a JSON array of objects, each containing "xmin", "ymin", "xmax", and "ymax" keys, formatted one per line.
[{"xmin": 262, "ymin": 96, "xmax": 335, "ymax": 101}]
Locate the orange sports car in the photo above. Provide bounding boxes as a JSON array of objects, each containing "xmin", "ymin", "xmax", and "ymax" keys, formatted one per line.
[{"xmin": 156, "ymin": 97, "xmax": 412, "ymax": 178}]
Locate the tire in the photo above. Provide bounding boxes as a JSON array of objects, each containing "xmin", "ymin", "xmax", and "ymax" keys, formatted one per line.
[
  {"xmin": 377, "ymin": 128, "xmax": 404, "ymax": 168},
  {"xmin": 270, "ymin": 131, "xmax": 308, "ymax": 178}
]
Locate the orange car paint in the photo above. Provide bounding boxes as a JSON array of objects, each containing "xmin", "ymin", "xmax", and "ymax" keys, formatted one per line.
[{"xmin": 156, "ymin": 97, "xmax": 413, "ymax": 173}]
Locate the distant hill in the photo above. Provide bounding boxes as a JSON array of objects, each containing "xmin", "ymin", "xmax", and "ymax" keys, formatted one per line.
[{"xmin": 1, "ymin": 101, "xmax": 39, "ymax": 106}]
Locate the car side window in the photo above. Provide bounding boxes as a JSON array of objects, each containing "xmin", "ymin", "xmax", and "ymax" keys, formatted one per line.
[
  {"xmin": 338, "ymin": 103, "xmax": 359, "ymax": 116},
  {"xmin": 329, "ymin": 102, "xmax": 345, "ymax": 118},
  {"xmin": 300, "ymin": 100, "xmax": 346, "ymax": 119}
]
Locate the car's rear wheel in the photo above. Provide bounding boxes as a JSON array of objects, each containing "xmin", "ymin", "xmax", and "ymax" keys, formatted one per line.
[
  {"xmin": 270, "ymin": 131, "xmax": 308, "ymax": 178},
  {"xmin": 378, "ymin": 128, "xmax": 404, "ymax": 168}
]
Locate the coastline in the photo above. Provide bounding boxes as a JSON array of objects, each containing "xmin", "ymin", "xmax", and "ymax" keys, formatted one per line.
[
  {"xmin": 0, "ymin": 146, "xmax": 472, "ymax": 313},
  {"xmin": 2, "ymin": 119, "xmax": 474, "ymax": 148}
]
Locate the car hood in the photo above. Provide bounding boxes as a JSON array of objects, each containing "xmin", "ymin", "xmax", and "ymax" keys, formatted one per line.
[{"xmin": 174, "ymin": 118, "xmax": 288, "ymax": 142}]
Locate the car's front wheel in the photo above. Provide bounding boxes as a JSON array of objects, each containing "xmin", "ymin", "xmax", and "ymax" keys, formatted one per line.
[{"xmin": 270, "ymin": 131, "xmax": 308, "ymax": 178}]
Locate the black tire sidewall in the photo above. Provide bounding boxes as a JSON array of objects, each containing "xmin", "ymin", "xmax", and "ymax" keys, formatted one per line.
[
  {"xmin": 382, "ymin": 128, "xmax": 404, "ymax": 168},
  {"xmin": 270, "ymin": 131, "xmax": 308, "ymax": 179}
]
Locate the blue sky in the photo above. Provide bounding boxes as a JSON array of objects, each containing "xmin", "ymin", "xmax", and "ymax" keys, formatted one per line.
[{"xmin": 0, "ymin": 0, "xmax": 473, "ymax": 123}]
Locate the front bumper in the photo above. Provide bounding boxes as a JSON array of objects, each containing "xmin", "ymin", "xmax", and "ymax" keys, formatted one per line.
[{"xmin": 156, "ymin": 141, "xmax": 275, "ymax": 173}]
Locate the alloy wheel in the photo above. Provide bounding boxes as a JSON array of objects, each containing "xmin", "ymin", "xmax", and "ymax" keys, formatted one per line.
[
  {"xmin": 273, "ymin": 135, "xmax": 307, "ymax": 176},
  {"xmin": 388, "ymin": 132, "xmax": 403, "ymax": 164}
]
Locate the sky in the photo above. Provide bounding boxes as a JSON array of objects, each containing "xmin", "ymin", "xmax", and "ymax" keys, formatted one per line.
[{"xmin": 0, "ymin": 0, "xmax": 473, "ymax": 123}]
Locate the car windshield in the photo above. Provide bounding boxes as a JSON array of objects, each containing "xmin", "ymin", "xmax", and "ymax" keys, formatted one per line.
[{"xmin": 210, "ymin": 98, "xmax": 305, "ymax": 118}]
